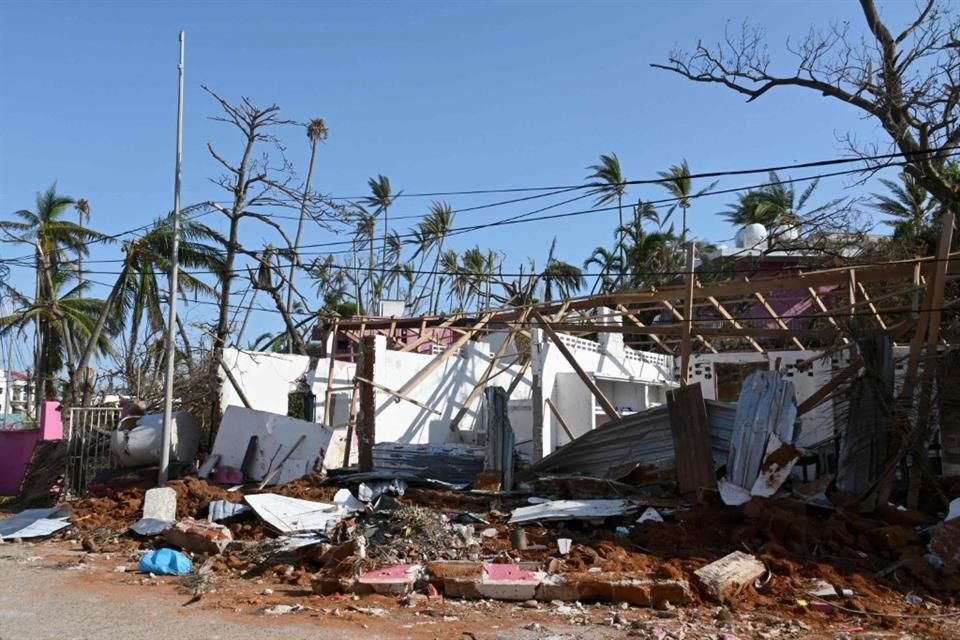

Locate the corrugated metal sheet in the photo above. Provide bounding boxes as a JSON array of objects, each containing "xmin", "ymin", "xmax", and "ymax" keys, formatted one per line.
[
  {"xmin": 727, "ymin": 370, "xmax": 797, "ymax": 489},
  {"xmin": 706, "ymin": 400, "xmax": 736, "ymax": 471},
  {"xmin": 520, "ymin": 406, "xmax": 674, "ymax": 482},
  {"xmin": 372, "ymin": 443, "xmax": 486, "ymax": 485}
]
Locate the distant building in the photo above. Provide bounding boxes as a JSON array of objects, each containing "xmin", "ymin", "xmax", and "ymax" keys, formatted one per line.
[{"xmin": 0, "ymin": 370, "xmax": 32, "ymax": 425}]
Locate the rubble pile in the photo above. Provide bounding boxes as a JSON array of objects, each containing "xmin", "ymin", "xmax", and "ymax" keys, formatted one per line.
[{"xmin": 51, "ymin": 470, "xmax": 960, "ymax": 624}]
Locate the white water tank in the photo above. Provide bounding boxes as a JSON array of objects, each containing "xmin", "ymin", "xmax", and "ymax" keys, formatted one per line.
[
  {"xmin": 770, "ymin": 223, "xmax": 800, "ymax": 244},
  {"xmin": 735, "ymin": 223, "xmax": 768, "ymax": 249},
  {"xmin": 110, "ymin": 411, "xmax": 200, "ymax": 467}
]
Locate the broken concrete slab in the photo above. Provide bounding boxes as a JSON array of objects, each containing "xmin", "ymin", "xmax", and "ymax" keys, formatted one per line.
[
  {"xmin": 357, "ymin": 564, "xmax": 422, "ymax": 595},
  {"xmin": 244, "ymin": 493, "xmax": 342, "ymax": 534},
  {"xmin": 538, "ymin": 574, "xmax": 692, "ymax": 607},
  {"xmin": 162, "ymin": 517, "xmax": 233, "ymax": 555},
  {"xmin": 508, "ymin": 499, "xmax": 638, "ymax": 524},
  {"xmin": 694, "ymin": 551, "xmax": 766, "ymax": 603},
  {"xmin": 210, "ymin": 407, "xmax": 335, "ymax": 486}
]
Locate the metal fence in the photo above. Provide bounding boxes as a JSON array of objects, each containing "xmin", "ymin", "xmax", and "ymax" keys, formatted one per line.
[{"xmin": 65, "ymin": 407, "xmax": 124, "ymax": 494}]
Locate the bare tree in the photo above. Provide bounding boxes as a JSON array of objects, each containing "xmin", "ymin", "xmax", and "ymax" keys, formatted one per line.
[
  {"xmin": 203, "ymin": 87, "xmax": 300, "ymax": 394},
  {"xmin": 652, "ymin": 0, "xmax": 960, "ymax": 206}
]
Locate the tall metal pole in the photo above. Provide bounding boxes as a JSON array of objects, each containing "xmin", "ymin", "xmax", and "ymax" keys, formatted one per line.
[{"xmin": 159, "ymin": 31, "xmax": 185, "ymax": 485}]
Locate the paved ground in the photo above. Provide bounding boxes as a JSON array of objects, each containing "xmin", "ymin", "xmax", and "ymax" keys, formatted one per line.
[
  {"xmin": 1, "ymin": 541, "xmax": 957, "ymax": 640},
  {"xmin": 0, "ymin": 544, "xmax": 616, "ymax": 640}
]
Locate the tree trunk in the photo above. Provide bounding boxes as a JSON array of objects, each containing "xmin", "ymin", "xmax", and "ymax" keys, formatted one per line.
[
  {"xmin": 286, "ymin": 137, "xmax": 319, "ymax": 352},
  {"xmin": 69, "ymin": 263, "xmax": 130, "ymax": 407}
]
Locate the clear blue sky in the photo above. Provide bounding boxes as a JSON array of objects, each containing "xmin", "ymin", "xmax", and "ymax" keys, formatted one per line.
[{"xmin": 0, "ymin": 0, "xmax": 920, "ymax": 361}]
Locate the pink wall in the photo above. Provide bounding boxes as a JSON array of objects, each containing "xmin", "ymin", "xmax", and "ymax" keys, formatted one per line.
[{"xmin": 0, "ymin": 401, "xmax": 62, "ymax": 496}]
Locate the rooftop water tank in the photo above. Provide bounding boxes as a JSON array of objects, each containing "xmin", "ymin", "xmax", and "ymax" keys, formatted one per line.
[{"xmin": 735, "ymin": 223, "xmax": 768, "ymax": 249}]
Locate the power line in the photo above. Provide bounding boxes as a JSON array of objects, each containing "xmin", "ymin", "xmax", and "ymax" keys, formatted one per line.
[
  {"xmin": 321, "ymin": 146, "xmax": 958, "ymax": 200},
  {"xmin": 3, "ymin": 145, "xmax": 954, "ymax": 268}
]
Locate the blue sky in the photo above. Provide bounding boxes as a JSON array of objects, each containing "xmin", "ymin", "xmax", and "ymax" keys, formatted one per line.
[{"xmin": 0, "ymin": 0, "xmax": 921, "ymax": 362}]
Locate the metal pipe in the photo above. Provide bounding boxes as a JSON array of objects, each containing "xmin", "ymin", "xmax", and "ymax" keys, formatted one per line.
[{"xmin": 159, "ymin": 31, "xmax": 184, "ymax": 486}]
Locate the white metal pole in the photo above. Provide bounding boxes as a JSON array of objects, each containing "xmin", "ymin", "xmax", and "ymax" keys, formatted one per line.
[{"xmin": 159, "ymin": 31, "xmax": 185, "ymax": 485}]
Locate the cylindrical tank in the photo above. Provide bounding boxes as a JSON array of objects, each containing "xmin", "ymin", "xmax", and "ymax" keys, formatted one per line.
[
  {"xmin": 110, "ymin": 411, "xmax": 200, "ymax": 467},
  {"xmin": 735, "ymin": 223, "xmax": 769, "ymax": 249}
]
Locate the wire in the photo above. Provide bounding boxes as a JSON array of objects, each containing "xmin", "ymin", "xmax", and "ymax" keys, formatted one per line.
[
  {"xmin": 4, "ymin": 146, "xmax": 957, "ymax": 268},
  {"xmin": 320, "ymin": 146, "xmax": 958, "ymax": 200}
]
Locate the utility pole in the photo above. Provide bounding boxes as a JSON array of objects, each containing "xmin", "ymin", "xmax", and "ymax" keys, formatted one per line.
[{"xmin": 159, "ymin": 31, "xmax": 185, "ymax": 485}]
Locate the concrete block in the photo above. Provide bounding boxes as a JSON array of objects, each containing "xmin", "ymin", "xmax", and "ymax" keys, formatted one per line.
[
  {"xmin": 536, "ymin": 574, "xmax": 691, "ymax": 606},
  {"xmin": 311, "ymin": 574, "xmax": 356, "ymax": 595},
  {"xmin": 357, "ymin": 564, "xmax": 422, "ymax": 595},
  {"xmin": 442, "ymin": 577, "xmax": 482, "ymax": 599},
  {"xmin": 426, "ymin": 560, "xmax": 483, "ymax": 580},
  {"xmin": 694, "ymin": 551, "xmax": 766, "ymax": 603},
  {"xmin": 143, "ymin": 487, "xmax": 177, "ymax": 522},
  {"xmin": 162, "ymin": 517, "xmax": 233, "ymax": 555}
]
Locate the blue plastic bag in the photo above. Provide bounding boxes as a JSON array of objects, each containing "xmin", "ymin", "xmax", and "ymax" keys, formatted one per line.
[{"xmin": 138, "ymin": 548, "xmax": 193, "ymax": 575}]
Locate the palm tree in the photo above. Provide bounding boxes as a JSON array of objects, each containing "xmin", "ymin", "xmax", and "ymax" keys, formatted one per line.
[
  {"xmin": 586, "ymin": 154, "xmax": 627, "ymax": 272},
  {"xmin": 869, "ymin": 172, "xmax": 937, "ymax": 251},
  {"xmin": 363, "ymin": 174, "xmax": 398, "ymax": 308},
  {"xmin": 540, "ymin": 238, "xmax": 585, "ymax": 302},
  {"xmin": 719, "ymin": 172, "xmax": 842, "ymax": 239},
  {"xmin": 657, "ymin": 160, "xmax": 718, "ymax": 247},
  {"xmin": 415, "ymin": 201, "xmax": 455, "ymax": 314},
  {"xmin": 286, "ymin": 117, "xmax": 328, "ymax": 349},
  {"xmin": 349, "ymin": 205, "xmax": 377, "ymax": 309},
  {"xmin": 0, "ymin": 272, "xmax": 116, "ymax": 400},
  {"xmin": 625, "ymin": 230, "xmax": 677, "ymax": 289},
  {"xmin": 0, "ymin": 185, "xmax": 108, "ymax": 402},
  {"xmin": 583, "ymin": 247, "xmax": 622, "ymax": 294}
]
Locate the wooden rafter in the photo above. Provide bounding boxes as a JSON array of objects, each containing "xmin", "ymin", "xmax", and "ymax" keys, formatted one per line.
[
  {"xmin": 534, "ymin": 310, "xmax": 620, "ymax": 421},
  {"xmin": 857, "ymin": 282, "xmax": 888, "ymax": 330},
  {"xmin": 750, "ymin": 288, "xmax": 805, "ymax": 350},
  {"xmin": 616, "ymin": 304, "xmax": 673, "ymax": 355},
  {"xmin": 659, "ymin": 299, "xmax": 718, "ymax": 353},
  {"xmin": 705, "ymin": 296, "xmax": 765, "ymax": 353}
]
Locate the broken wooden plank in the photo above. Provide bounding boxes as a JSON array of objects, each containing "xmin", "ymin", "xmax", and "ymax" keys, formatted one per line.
[
  {"xmin": 616, "ymin": 304, "xmax": 673, "ymax": 355},
  {"xmin": 535, "ymin": 310, "xmax": 620, "ymax": 421},
  {"xmin": 705, "ymin": 295, "xmax": 764, "ymax": 353},
  {"xmin": 857, "ymin": 282, "xmax": 887, "ymax": 330},
  {"xmin": 745, "ymin": 280, "xmax": 805, "ymax": 350},
  {"xmin": 666, "ymin": 383, "xmax": 715, "ymax": 494},
  {"xmin": 545, "ymin": 397, "xmax": 576, "ymax": 443},
  {"xmin": 396, "ymin": 313, "xmax": 493, "ymax": 397},
  {"xmin": 354, "ymin": 376, "xmax": 442, "ymax": 416},
  {"xmin": 796, "ymin": 357, "xmax": 863, "ymax": 416}
]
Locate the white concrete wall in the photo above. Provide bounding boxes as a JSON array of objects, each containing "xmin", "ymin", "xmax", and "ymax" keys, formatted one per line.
[
  {"xmin": 530, "ymin": 316, "xmax": 675, "ymax": 454},
  {"xmin": 363, "ymin": 335, "xmax": 529, "ymax": 444},
  {"xmin": 220, "ymin": 349, "xmax": 311, "ymax": 415}
]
